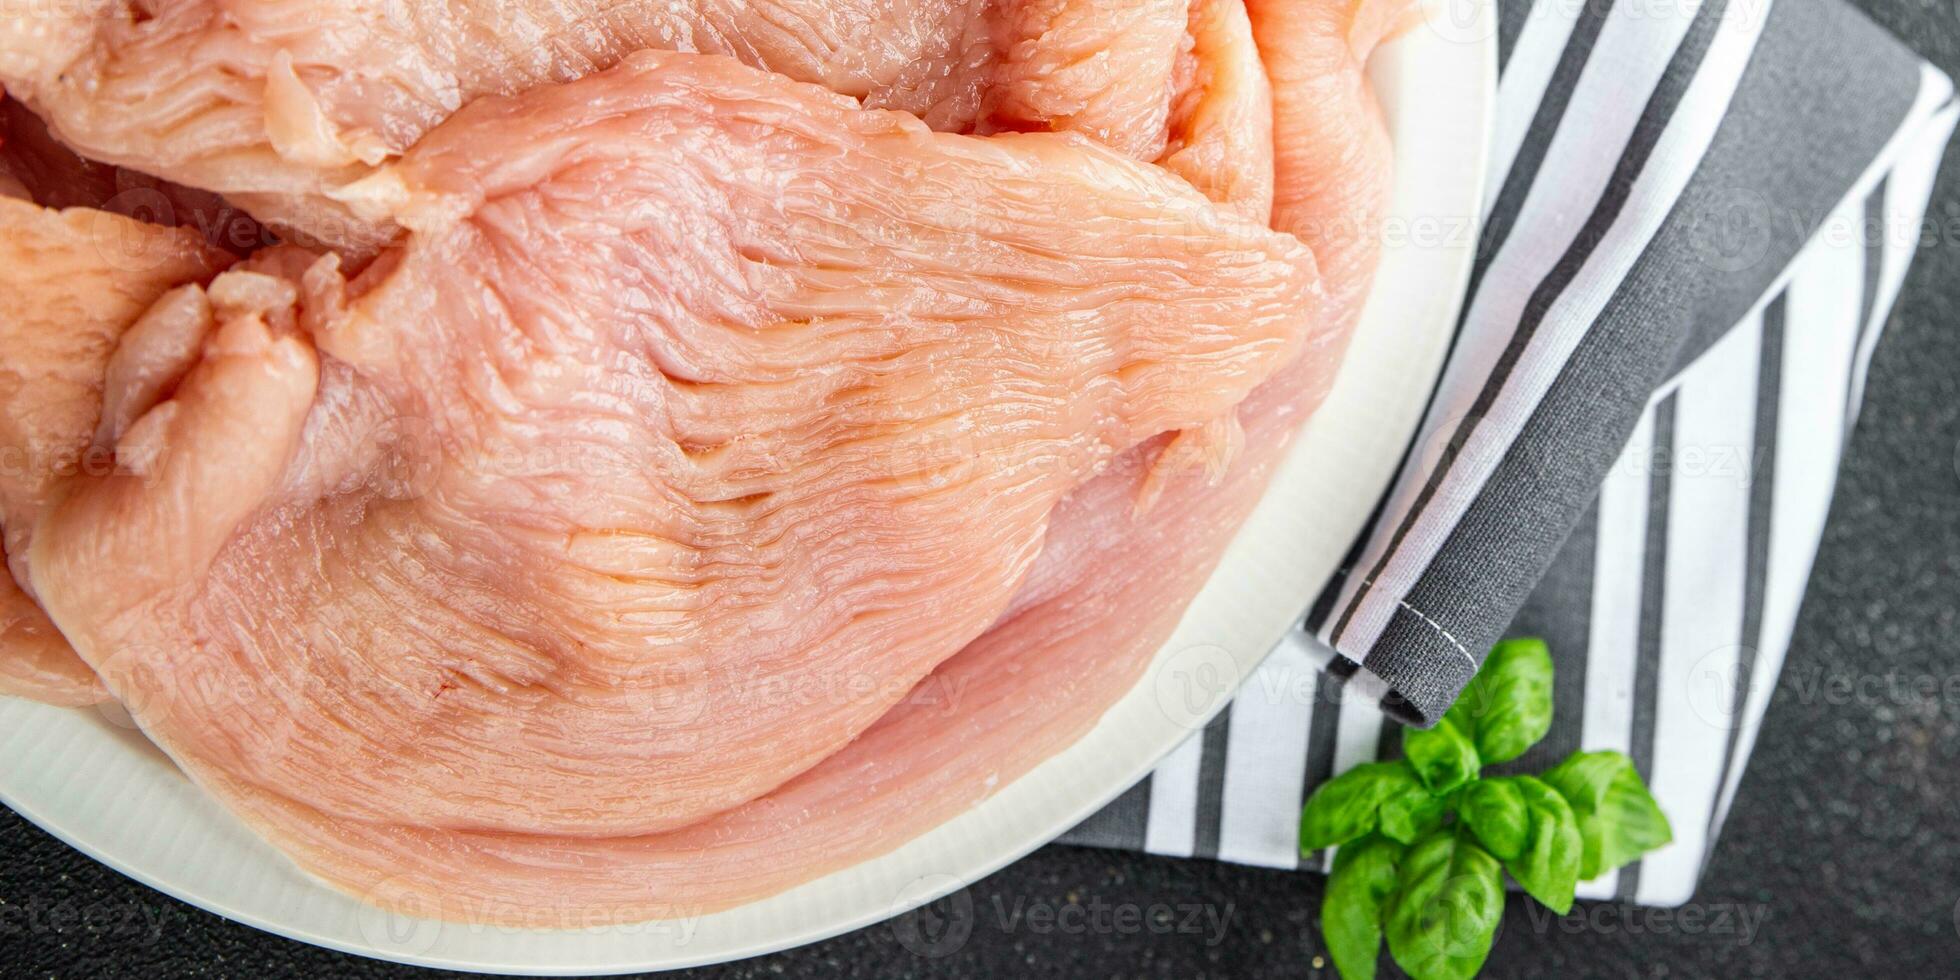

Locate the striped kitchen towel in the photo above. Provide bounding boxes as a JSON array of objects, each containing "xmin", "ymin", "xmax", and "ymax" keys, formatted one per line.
[{"xmin": 1060, "ymin": 0, "xmax": 1958, "ymax": 906}]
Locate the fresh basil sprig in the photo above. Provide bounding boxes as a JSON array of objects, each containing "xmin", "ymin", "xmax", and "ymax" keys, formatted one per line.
[
  {"xmin": 1322, "ymin": 835, "xmax": 1404, "ymax": 980},
  {"xmin": 1455, "ymin": 778, "xmax": 1527, "ymax": 860},
  {"xmin": 1300, "ymin": 761, "xmax": 1430, "ymax": 850},
  {"xmin": 1448, "ymin": 637, "xmax": 1555, "ymax": 765},
  {"xmin": 1383, "ymin": 829, "xmax": 1505, "ymax": 980},
  {"xmin": 1541, "ymin": 751, "xmax": 1673, "ymax": 881},
  {"xmin": 1469, "ymin": 775, "xmax": 1581, "ymax": 914},
  {"xmin": 1403, "ymin": 713, "xmax": 1480, "ymax": 795},
  {"xmin": 1302, "ymin": 637, "xmax": 1672, "ymax": 979}
]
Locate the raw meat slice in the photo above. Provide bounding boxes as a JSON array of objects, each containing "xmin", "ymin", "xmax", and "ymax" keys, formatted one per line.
[
  {"xmin": 112, "ymin": 69, "xmax": 1392, "ymax": 916},
  {"xmin": 0, "ymin": 194, "xmax": 231, "ymax": 706},
  {"xmin": 1133, "ymin": 0, "xmax": 1274, "ymax": 491},
  {"xmin": 155, "ymin": 364, "xmax": 1321, "ymax": 930},
  {"xmin": 26, "ymin": 54, "xmax": 1321, "ymax": 847},
  {"xmin": 0, "ymin": 0, "xmax": 1254, "ymax": 705},
  {"xmin": 1158, "ymin": 0, "xmax": 1274, "ymax": 223},
  {"xmin": 1249, "ymin": 0, "xmax": 1421, "ymax": 319},
  {"xmin": 981, "ymin": 0, "xmax": 1189, "ymax": 159},
  {"xmin": 0, "ymin": 0, "xmax": 1197, "ymax": 253},
  {"xmin": 188, "ymin": 437, "xmax": 1243, "ymax": 926},
  {"xmin": 1023, "ymin": 0, "xmax": 1416, "ymax": 614},
  {"xmin": 13, "ymin": 0, "xmax": 1398, "ymax": 922},
  {"xmin": 0, "ymin": 0, "xmax": 1264, "ymax": 716},
  {"xmin": 1, "ymin": 95, "xmax": 267, "ymax": 255}
]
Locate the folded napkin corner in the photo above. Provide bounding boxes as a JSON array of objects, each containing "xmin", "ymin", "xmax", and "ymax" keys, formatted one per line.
[{"xmin": 1064, "ymin": 0, "xmax": 1958, "ymax": 908}]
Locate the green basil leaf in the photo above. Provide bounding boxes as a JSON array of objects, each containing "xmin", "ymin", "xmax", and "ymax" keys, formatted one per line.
[
  {"xmin": 1593, "ymin": 770, "xmax": 1671, "ymax": 877},
  {"xmin": 1379, "ymin": 789, "xmax": 1448, "ymax": 846},
  {"xmin": 1542, "ymin": 751, "xmax": 1673, "ymax": 879},
  {"xmin": 1323, "ymin": 834, "xmax": 1405, "ymax": 980},
  {"xmin": 1448, "ymin": 638, "xmax": 1554, "ymax": 765},
  {"xmin": 1505, "ymin": 776, "xmax": 1581, "ymax": 914},
  {"xmin": 1403, "ymin": 714, "xmax": 1481, "ymax": 794},
  {"xmin": 1301, "ymin": 762, "xmax": 1425, "ymax": 853},
  {"xmin": 1457, "ymin": 779, "xmax": 1527, "ymax": 861},
  {"xmin": 1384, "ymin": 830, "xmax": 1505, "ymax": 980}
]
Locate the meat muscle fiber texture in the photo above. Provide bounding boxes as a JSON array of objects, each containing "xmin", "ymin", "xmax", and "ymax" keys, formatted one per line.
[
  {"xmin": 24, "ymin": 51, "xmax": 1322, "ymax": 865},
  {"xmin": 999, "ymin": 0, "xmax": 1411, "ymax": 622},
  {"xmin": 181, "ymin": 0, "xmax": 1411, "ymax": 923},
  {"xmin": 0, "ymin": 0, "xmax": 1417, "ymax": 927},
  {"xmin": 0, "ymin": 0, "xmax": 1225, "ymax": 253},
  {"xmin": 0, "ymin": 0, "xmax": 1272, "ymax": 714},
  {"xmin": 0, "ymin": 95, "xmax": 266, "ymax": 255},
  {"xmin": 0, "ymin": 193, "xmax": 231, "ymax": 706}
]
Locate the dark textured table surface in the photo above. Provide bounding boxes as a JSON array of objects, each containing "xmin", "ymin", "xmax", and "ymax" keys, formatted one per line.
[{"xmin": 5, "ymin": 3, "xmax": 1958, "ymax": 977}]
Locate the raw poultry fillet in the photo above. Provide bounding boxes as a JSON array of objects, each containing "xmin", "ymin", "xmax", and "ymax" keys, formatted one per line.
[
  {"xmin": 0, "ymin": 0, "xmax": 1245, "ymax": 252},
  {"xmin": 0, "ymin": 190, "xmax": 230, "ymax": 706},
  {"xmin": 0, "ymin": 95, "xmax": 266, "ymax": 254},
  {"xmin": 0, "ymin": 0, "xmax": 1416, "ymax": 927},
  {"xmin": 25, "ymin": 51, "xmax": 1321, "ymax": 847}
]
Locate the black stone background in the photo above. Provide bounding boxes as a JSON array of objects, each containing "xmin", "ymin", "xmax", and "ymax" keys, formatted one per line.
[{"xmin": 4, "ymin": 2, "xmax": 1957, "ymax": 976}]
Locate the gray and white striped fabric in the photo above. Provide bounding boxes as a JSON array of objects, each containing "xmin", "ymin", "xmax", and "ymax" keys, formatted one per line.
[{"xmin": 1060, "ymin": 0, "xmax": 1958, "ymax": 906}]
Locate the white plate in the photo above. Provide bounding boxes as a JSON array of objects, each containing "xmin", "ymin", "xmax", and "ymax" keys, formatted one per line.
[{"xmin": 0, "ymin": 8, "xmax": 1496, "ymax": 974}]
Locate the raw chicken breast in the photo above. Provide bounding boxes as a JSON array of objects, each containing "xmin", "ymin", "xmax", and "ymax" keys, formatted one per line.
[
  {"xmin": 191, "ymin": 441, "xmax": 1251, "ymax": 926},
  {"xmin": 0, "ymin": 0, "xmax": 1413, "ymax": 928},
  {"xmin": 0, "ymin": 0, "xmax": 1202, "ymax": 253},
  {"xmin": 8, "ymin": 0, "xmax": 1400, "ymax": 921},
  {"xmin": 1, "ymin": 95, "xmax": 266, "ymax": 254},
  {"xmin": 1016, "ymin": 0, "xmax": 1414, "ymax": 611},
  {"xmin": 0, "ymin": 194, "xmax": 231, "ymax": 706},
  {"xmin": 981, "ymin": 0, "xmax": 1188, "ymax": 159},
  {"xmin": 1158, "ymin": 0, "xmax": 1275, "ymax": 223},
  {"xmin": 1249, "ymin": 0, "xmax": 1421, "ymax": 317},
  {"xmin": 26, "ymin": 54, "xmax": 1321, "ymax": 846},
  {"xmin": 161, "ymin": 361, "xmax": 1333, "ymax": 930},
  {"xmin": 0, "ymin": 0, "xmax": 1269, "ymax": 718}
]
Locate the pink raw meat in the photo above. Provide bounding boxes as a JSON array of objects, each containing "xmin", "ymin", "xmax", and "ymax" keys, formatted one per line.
[
  {"xmin": 0, "ymin": 0, "xmax": 1413, "ymax": 927},
  {"xmin": 0, "ymin": 192, "xmax": 231, "ymax": 706},
  {"xmin": 0, "ymin": 95, "xmax": 265, "ymax": 255},
  {"xmin": 31, "ymin": 0, "xmax": 1396, "ymax": 921},
  {"xmin": 25, "ymin": 51, "xmax": 1320, "ymax": 863},
  {"xmin": 0, "ymin": 0, "xmax": 1204, "ymax": 253}
]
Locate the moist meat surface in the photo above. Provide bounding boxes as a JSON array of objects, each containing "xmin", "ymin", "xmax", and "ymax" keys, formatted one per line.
[
  {"xmin": 0, "ymin": 0, "xmax": 1224, "ymax": 252},
  {"xmin": 0, "ymin": 0, "xmax": 1414, "ymax": 924},
  {"xmin": 0, "ymin": 194, "xmax": 231, "ymax": 706},
  {"xmin": 27, "ymin": 52, "xmax": 1321, "ymax": 842}
]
